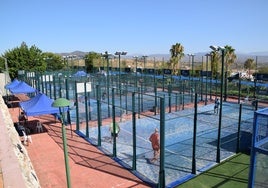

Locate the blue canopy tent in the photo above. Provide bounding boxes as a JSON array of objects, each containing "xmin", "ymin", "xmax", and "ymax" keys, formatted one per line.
[
  {"xmin": 19, "ymin": 93, "xmax": 72, "ymax": 133},
  {"xmin": 73, "ymin": 71, "xmax": 87, "ymax": 77},
  {"xmin": 4, "ymin": 79, "xmax": 21, "ymax": 89},
  {"xmin": 19, "ymin": 93, "xmax": 60, "ymax": 116},
  {"xmin": 4, "ymin": 79, "xmax": 21, "ymax": 103},
  {"xmin": 9, "ymin": 81, "xmax": 36, "ymax": 94}
]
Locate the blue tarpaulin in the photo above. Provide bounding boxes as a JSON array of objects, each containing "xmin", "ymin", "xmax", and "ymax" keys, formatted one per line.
[
  {"xmin": 19, "ymin": 93, "xmax": 60, "ymax": 116},
  {"xmin": 4, "ymin": 79, "xmax": 21, "ymax": 89},
  {"xmin": 73, "ymin": 71, "xmax": 87, "ymax": 77},
  {"xmin": 9, "ymin": 81, "xmax": 36, "ymax": 94}
]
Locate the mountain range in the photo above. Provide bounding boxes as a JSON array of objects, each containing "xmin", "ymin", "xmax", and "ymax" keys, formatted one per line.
[{"xmin": 57, "ymin": 51, "xmax": 268, "ymax": 64}]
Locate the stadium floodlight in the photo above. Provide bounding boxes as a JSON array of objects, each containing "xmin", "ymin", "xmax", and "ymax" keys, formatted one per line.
[
  {"xmin": 114, "ymin": 51, "xmax": 127, "ymax": 121},
  {"xmin": 204, "ymin": 53, "xmax": 211, "ymax": 105},
  {"xmin": 141, "ymin": 55, "xmax": 148, "ymax": 73},
  {"xmin": 209, "ymin": 45, "xmax": 226, "ymax": 163},
  {"xmin": 210, "ymin": 45, "xmax": 225, "ymax": 51},
  {"xmin": 115, "ymin": 51, "xmax": 127, "ymax": 56},
  {"xmin": 133, "ymin": 56, "xmax": 139, "ymax": 89},
  {"xmin": 210, "ymin": 45, "xmax": 218, "ymax": 51}
]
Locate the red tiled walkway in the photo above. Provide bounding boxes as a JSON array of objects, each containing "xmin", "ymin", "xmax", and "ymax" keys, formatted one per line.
[{"xmin": 9, "ymin": 101, "xmax": 150, "ymax": 188}]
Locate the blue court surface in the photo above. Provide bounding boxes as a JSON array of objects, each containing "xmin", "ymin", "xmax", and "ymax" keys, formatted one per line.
[{"xmin": 73, "ymin": 100, "xmax": 255, "ymax": 187}]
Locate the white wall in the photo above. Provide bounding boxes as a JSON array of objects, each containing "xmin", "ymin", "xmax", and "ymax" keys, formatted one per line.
[{"xmin": 0, "ymin": 73, "xmax": 11, "ymax": 95}]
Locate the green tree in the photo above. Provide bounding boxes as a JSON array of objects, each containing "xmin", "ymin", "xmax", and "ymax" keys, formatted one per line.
[
  {"xmin": 224, "ymin": 45, "xmax": 237, "ymax": 76},
  {"xmin": 244, "ymin": 58, "xmax": 255, "ymax": 75},
  {"xmin": 0, "ymin": 57, "xmax": 5, "ymax": 72},
  {"xmin": 210, "ymin": 50, "xmax": 220, "ymax": 78},
  {"xmin": 4, "ymin": 42, "xmax": 46, "ymax": 79},
  {"xmin": 43, "ymin": 52, "xmax": 64, "ymax": 71},
  {"xmin": 84, "ymin": 52, "xmax": 102, "ymax": 73},
  {"xmin": 210, "ymin": 45, "xmax": 236, "ymax": 78},
  {"xmin": 169, "ymin": 43, "xmax": 184, "ymax": 74},
  {"xmin": 258, "ymin": 65, "xmax": 268, "ymax": 74}
]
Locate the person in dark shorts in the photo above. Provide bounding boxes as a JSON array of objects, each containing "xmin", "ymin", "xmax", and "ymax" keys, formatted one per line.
[{"xmin": 149, "ymin": 128, "xmax": 160, "ymax": 162}]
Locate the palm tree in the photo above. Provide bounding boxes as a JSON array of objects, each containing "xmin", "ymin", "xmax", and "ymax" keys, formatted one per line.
[
  {"xmin": 223, "ymin": 45, "xmax": 236, "ymax": 101},
  {"xmin": 244, "ymin": 58, "xmax": 255, "ymax": 76},
  {"xmin": 169, "ymin": 43, "xmax": 184, "ymax": 74},
  {"xmin": 224, "ymin": 45, "xmax": 237, "ymax": 76},
  {"xmin": 210, "ymin": 50, "xmax": 220, "ymax": 78}
]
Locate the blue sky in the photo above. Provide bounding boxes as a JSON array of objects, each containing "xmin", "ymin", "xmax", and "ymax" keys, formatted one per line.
[{"xmin": 1, "ymin": 0, "xmax": 267, "ymax": 55}]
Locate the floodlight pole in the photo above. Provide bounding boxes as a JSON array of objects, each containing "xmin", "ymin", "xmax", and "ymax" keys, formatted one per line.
[
  {"xmin": 254, "ymin": 56, "xmax": 258, "ymax": 98},
  {"xmin": 187, "ymin": 54, "xmax": 191, "ymax": 88},
  {"xmin": 201, "ymin": 56, "xmax": 204, "ymax": 102},
  {"xmin": 218, "ymin": 48, "xmax": 225, "ymax": 163},
  {"xmin": 153, "ymin": 57, "xmax": 156, "ymax": 84},
  {"xmin": 103, "ymin": 51, "xmax": 112, "ymax": 117},
  {"xmin": 153, "ymin": 57, "xmax": 157, "ymax": 115},
  {"xmin": 224, "ymin": 68, "xmax": 228, "ymax": 102},
  {"xmin": 192, "ymin": 55, "xmax": 195, "ymax": 102},
  {"xmin": 191, "ymin": 55, "xmax": 195, "ymax": 81},
  {"xmin": 106, "ymin": 52, "xmax": 111, "ymax": 117},
  {"xmin": 210, "ymin": 45, "xmax": 225, "ymax": 163},
  {"xmin": 188, "ymin": 54, "xmax": 195, "ymax": 102},
  {"xmin": 141, "ymin": 55, "xmax": 147, "ymax": 113},
  {"xmin": 205, "ymin": 53, "xmax": 210, "ymax": 105},
  {"xmin": 142, "ymin": 55, "xmax": 148, "ymax": 74},
  {"xmin": 133, "ymin": 56, "xmax": 139, "ymax": 90},
  {"xmin": 115, "ymin": 51, "xmax": 127, "ymax": 87},
  {"xmin": 115, "ymin": 51, "xmax": 127, "ymax": 121}
]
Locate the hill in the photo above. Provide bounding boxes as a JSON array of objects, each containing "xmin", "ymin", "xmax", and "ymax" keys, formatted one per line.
[{"xmin": 56, "ymin": 51, "xmax": 268, "ymax": 64}]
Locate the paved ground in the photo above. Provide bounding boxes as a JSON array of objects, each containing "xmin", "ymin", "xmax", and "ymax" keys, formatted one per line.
[
  {"xmin": 8, "ymin": 95, "xmax": 150, "ymax": 188},
  {"xmin": 4, "ymin": 93, "xmax": 264, "ymax": 188}
]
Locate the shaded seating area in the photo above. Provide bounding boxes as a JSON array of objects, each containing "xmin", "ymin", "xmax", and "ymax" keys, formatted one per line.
[
  {"xmin": 15, "ymin": 93, "xmax": 62, "ymax": 137},
  {"xmin": 4, "ymin": 80, "xmax": 67, "ymax": 139},
  {"xmin": 3, "ymin": 86, "xmax": 62, "ymax": 144},
  {"xmin": 15, "ymin": 120, "xmax": 48, "ymax": 135},
  {"xmin": 4, "ymin": 79, "xmax": 36, "ymax": 108},
  {"xmin": 19, "ymin": 93, "xmax": 60, "ymax": 117}
]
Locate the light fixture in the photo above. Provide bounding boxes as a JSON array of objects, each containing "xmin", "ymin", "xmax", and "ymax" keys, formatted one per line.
[
  {"xmin": 209, "ymin": 45, "xmax": 225, "ymax": 163},
  {"xmin": 115, "ymin": 51, "xmax": 127, "ymax": 56},
  {"xmin": 52, "ymin": 98, "xmax": 71, "ymax": 188},
  {"xmin": 210, "ymin": 45, "xmax": 225, "ymax": 51},
  {"xmin": 52, "ymin": 98, "xmax": 70, "ymax": 108},
  {"xmin": 114, "ymin": 51, "xmax": 127, "ymax": 121}
]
